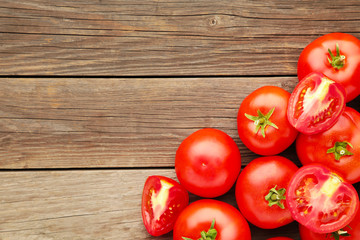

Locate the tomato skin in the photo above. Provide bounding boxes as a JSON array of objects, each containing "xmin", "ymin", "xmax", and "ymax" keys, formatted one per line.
[
  {"xmin": 298, "ymin": 32, "xmax": 360, "ymax": 102},
  {"xmin": 173, "ymin": 199, "xmax": 251, "ymax": 240},
  {"xmin": 287, "ymin": 72, "xmax": 346, "ymax": 135},
  {"xmin": 297, "ymin": 107, "xmax": 360, "ymax": 184},
  {"xmin": 299, "ymin": 205, "xmax": 360, "ymax": 240},
  {"xmin": 235, "ymin": 156, "xmax": 298, "ymax": 229},
  {"xmin": 237, "ymin": 86, "xmax": 298, "ymax": 156},
  {"xmin": 267, "ymin": 238, "xmax": 294, "ymax": 240},
  {"xmin": 141, "ymin": 175, "xmax": 189, "ymax": 236},
  {"xmin": 175, "ymin": 128, "xmax": 241, "ymax": 198},
  {"xmin": 286, "ymin": 164, "xmax": 359, "ymax": 234}
]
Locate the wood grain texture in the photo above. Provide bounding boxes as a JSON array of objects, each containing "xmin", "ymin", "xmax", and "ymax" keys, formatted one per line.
[
  {"xmin": 0, "ymin": 77, "xmax": 301, "ymax": 169},
  {"xmin": 0, "ymin": 169, "xmax": 301, "ymax": 240},
  {"xmin": 1, "ymin": 0, "xmax": 360, "ymax": 76}
]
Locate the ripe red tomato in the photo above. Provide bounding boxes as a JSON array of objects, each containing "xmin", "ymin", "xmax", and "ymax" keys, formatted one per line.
[
  {"xmin": 298, "ymin": 32, "xmax": 360, "ymax": 102},
  {"xmin": 237, "ymin": 86, "xmax": 298, "ymax": 155},
  {"xmin": 299, "ymin": 205, "xmax": 360, "ymax": 240},
  {"xmin": 235, "ymin": 156, "xmax": 298, "ymax": 229},
  {"xmin": 286, "ymin": 164, "xmax": 359, "ymax": 233},
  {"xmin": 297, "ymin": 107, "xmax": 360, "ymax": 184},
  {"xmin": 173, "ymin": 199, "xmax": 251, "ymax": 240},
  {"xmin": 267, "ymin": 238, "xmax": 294, "ymax": 240},
  {"xmin": 175, "ymin": 128, "xmax": 241, "ymax": 198},
  {"xmin": 287, "ymin": 72, "xmax": 346, "ymax": 135},
  {"xmin": 141, "ymin": 175, "xmax": 189, "ymax": 236}
]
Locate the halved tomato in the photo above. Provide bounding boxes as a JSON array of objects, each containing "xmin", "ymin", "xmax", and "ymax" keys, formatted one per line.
[
  {"xmin": 141, "ymin": 175, "xmax": 189, "ymax": 236},
  {"xmin": 287, "ymin": 72, "xmax": 346, "ymax": 135},
  {"xmin": 286, "ymin": 164, "xmax": 359, "ymax": 233}
]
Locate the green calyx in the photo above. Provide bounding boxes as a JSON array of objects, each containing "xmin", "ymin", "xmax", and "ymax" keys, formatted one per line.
[
  {"xmin": 327, "ymin": 141, "xmax": 353, "ymax": 161},
  {"xmin": 326, "ymin": 225, "xmax": 352, "ymax": 240},
  {"xmin": 245, "ymin": 107, "xmax": 278, "ymax": 138},
  {"xmin": 264, "ymin": 185, "xmax": 286, "ymax": 209},
  {"xmin": 328, "ymin": 43, "xmax": 346, "ymax": 70},
  {"xmin": 182, "ymin": 219, "xmax": 217, "ymax": 240}
]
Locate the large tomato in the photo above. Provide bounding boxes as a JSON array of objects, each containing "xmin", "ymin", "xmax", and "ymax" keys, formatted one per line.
[
  {"xmin": 297, "ymin": 107, "xmax": 360, "ymax": 184},
  {"xmin": 235, "ymin": 156, "xmax": 298, "ymax": 229},
  {"xmin": 175, "ymin": 128, "xmax": 241, "ymax": 198},
  {"xmin": 298, "ymin": 32, "xmax": 360, "ymax": 102},
  {"xmin": 286, "ymin": 164, "xmax": 359, "ymax": 233},
  {"xmin": 287, "ymin": 72, "xmax": 346, "ymax": 135},
  {"xmin": 299, "ymin": 205, "xmax": 360, "ymax": 240},
  {"xmin": 237, "ymin": 86, "xmax": 298, "ymax": 156},
  {"xmin": 141, "ymin": 175, "xmax": 189, "ymax": 236},
  {"xmin": 173, "ymin": 199, "xmax": 251, "ymax": 240}
]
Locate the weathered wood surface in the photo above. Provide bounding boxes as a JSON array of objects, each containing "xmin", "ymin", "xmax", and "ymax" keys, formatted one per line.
[
  {"xmin": 1, "ymin": 0, "xmax": 360, "ymax": 76},
  {"xmin": 1, "ymin": 0, "xmax": 360, "ymax": 239},
  {"xmin": 0, "ymin": 77, "xmax": 300, "ymax": 169},
  {"xmin": 0, "ymin": 169, "xmax": 301, "ymax": 240}
]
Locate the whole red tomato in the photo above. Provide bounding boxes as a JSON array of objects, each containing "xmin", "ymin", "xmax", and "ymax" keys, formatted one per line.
[
  {"xmin": 297, "ymin": 107, "xmax": 360, "ymax": 184},
  {"xmin": 299, "ymin": 205, "xmax": 360, "ymax": 240},
  {"xmin": 235, "ymin": 156, "xmax": 298, "ymax": 229},
  {"xmin": 237, "ymin": 86, "xmax": 298, "ymax": 155},
  {"xmin": 173, "ymin": 199, "xmax": 251, "ymax": 240},
  {"xmin": 286, "ymin": 164, "xmax": 359, "ymax": 234},
  {"xmin": 175, "ymin": 128, "xmax": 241, "ymax": 198},
  {"xmin": 141, "ymin": 175, "xmax": 189, "ymax": 236},
  {"xmin": 298, "ymin": 32, "xmax": 360, "ymax": 102},
  {"xmin": 287, "ymin": 72, "xmax": 346, "ymax": 135}
]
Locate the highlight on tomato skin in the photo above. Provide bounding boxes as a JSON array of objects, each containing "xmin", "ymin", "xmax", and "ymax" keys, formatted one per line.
[
  {"xmin": 141, "ymin": 175, "xmax": 189, "ymax": 237},
  {"xmin": 287, "ymin": 72, "xmax": 346, "ymax": 135},
  {"xmin": 286, "ymin": 164, "xmax": 359, "ymax": 234}
]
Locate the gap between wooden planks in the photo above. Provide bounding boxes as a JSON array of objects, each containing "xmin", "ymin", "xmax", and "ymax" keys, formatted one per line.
[{"xmin": 0, "ymin": 76, "xmax": 301, "ymax": 169}]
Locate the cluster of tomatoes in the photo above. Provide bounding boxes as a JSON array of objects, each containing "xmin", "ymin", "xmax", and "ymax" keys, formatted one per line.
[{"xmin": 141, "ymin": 32, "xmax": 360, "ymax": 240}]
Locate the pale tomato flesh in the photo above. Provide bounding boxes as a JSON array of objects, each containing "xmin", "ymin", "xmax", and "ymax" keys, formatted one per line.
[
  {"xmin": 287, "ymin": 72, "xmax": 346, "ymax": 135},
  {"xmin": 286, "ymin": 165, "xmax": 359, "ymax": 233},
  {"xmin": 141, "ymin": 175, "xmax": 189, "ymax": 236}
]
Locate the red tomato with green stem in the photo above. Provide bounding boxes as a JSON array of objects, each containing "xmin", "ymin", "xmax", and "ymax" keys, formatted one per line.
[
  {"xmin": 173, "ymin": 199, "xmax": 251, "ymax": 240},
  {"xmin": 287, "ymin": 72, "xmax": 346, "ymax": 135},
  {"xmin": 235, "ymin": 156, "xmax": 298, "ymax": 229},
  {"xmin": 299, "ymin": 205, "xmax": 360, "ymax": 240},
  {"xmin": 298, "ymin": 32, "xmax": 360, "ymax": 102},
  {"xmin": 297, "ymin": 107, "xmax": 360, "ymax": 184},
  {"xmin": 141, "ymin": 175, "xmax": 189, "ymax": 236},
  {"xmin": 286, "ymin": 164, "xmax": 359, "ymax": 234},
  {"xmin": 237, "ymin": 86, "xmax": 298, "ymax": 156},
  {"xmin": 175, "ymin": 128, "xmax": 241, "ymax": 198}
]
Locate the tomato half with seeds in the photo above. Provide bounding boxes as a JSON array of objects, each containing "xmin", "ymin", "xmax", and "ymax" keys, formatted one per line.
[
  {"xmin": 235, "ymin": 156, "xmax": 298, "ymax": 229},
  {"xmin": 298, "ymin": 32, "xmax": 360, "ymax": 102},
  {"xmin": 173, "ymin": 199, "xmax": 251, "ymax": 240},
  {"xmin": 299, "ymin": 205, "xmax": 360, "ymax": 240},
  {"xmin": 286, "ymin": 164, "xmax": 359, "ymax": 233},
  {"xmin": 175, "ymin": 128, "xmax": 241, "ymax": 198},
  {"xmin": 297, "ymin": 107, "xmax": 360, "ymax": 184},
  {"xmin": 141, "ymin": 175, "xmax": 189, "ymax": 236},
  {"xmin": 287, "ymin": 72, "xmax": 346, "ymax": 135},
  {"xmin": 237, "ymin": 86, "xmax": 298, "ymax": 156}
]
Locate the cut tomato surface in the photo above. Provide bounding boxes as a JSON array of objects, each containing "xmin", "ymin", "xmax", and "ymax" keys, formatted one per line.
[
  {"xmin": 286, "ymin": 164, "xmax": 359, "ymax": 233},
  {"xmin": 141, "ymin": 175, "xmax": 189, "ymax": 236},
  {"xmin": 287, "ymin": 72, "xmax": 346, "ymax": 135}
]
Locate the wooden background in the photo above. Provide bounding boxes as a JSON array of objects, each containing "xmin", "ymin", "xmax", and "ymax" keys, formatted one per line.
[{"xmin": 1, "ymin": 1, "xmax": 360, "ymax": 239}]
